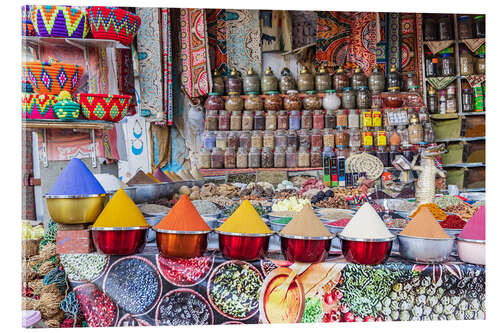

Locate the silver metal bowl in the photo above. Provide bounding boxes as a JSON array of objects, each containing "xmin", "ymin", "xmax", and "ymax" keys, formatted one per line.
[
  {"xmin": 398, "ymin": 234, "xmax": 454, "ymax": 263},
  {"xmin": 133, "ymin": 183, "xmax": 163, "ymax": 204},
  {"xmin": 106, "ymin": 187, "xmax": 137, "ymax": 203}
]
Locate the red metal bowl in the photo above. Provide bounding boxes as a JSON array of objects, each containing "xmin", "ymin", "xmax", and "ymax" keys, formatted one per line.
[
  {"xmin": 339, "ymin": 235, "xmax": 395, "ymax": 265},
  {"xmin": 279, "ymin": 234, "xmax": 334, "ymax": 263},
  {"xmin": 155, "ymin": 230, "xmax": 210, "ymax": 258},
  {"xmin": 217, "ymin": 231, "xmax": 273, "ymax": 261},
  {"xmin": 92, "ymin": 227, "xmax": 149, "ymax": 255}
]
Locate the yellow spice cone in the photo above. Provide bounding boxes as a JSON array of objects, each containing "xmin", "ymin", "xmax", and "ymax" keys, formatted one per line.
[
  {"xmin": 92, "ymin": 188, "xmax": 149, "ymax": 228},
  {"xmin": 217, "ymin": 200, "xmax": 272, "ymax": 234}
]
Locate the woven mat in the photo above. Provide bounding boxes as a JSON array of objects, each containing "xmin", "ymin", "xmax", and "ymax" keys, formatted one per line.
[
  {"xmin": 425, "ymin": 40, "xmax": 454, "ymax": 54},
  {"xmin": 463, "ymin": 38, "xmax": 485, "ymax": 53},
  {"xmin": 427, "ymin": 76, "xmax": 457, "ymax": 90},
  {"xmin": 346, "ymin": 153, "xmax": 384, "ymax": 180}
]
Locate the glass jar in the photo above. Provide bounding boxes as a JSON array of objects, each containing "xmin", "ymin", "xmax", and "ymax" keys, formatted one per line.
[
  {"xmin": 336, "ymin": 109, "xmax": 348, "ymax": 127},
  {"xmin": 385, "ymin": 87, "xmax": 403, "ymax": 108},
  {"xmin": 335, "ymin": 127, "xmax": 348, "ymax": 147},
  {"xmin": 311, "ymin": 128, "xmax": 323, "ymax": 148},
  {"xmin": 251, "ymin": 131, "xmax": 263, "ymax": 148},
  {"xmin": 351, "ymin": 67, "xmax": 367, "ymax": 90},
  {"xmin": 283, "ymin": 90, "xmax": 302, "ymax": 111},
  {"xmin": 242, "ymin": 111, "xmax": 254, "ymax": 130},
  {"xmin": 408, "ymin": 114, "xmax": 423, "ymax": 144},
  {"xmin": 227, "ymin": 131, "xmax": 239, "ymax": 149},
  {"xmin": 315, "ymin": 66, "xmax": 332, "ymax": 92},
  {"xmin": 324, "ymin": 128, "xmax": 335, "ymax": 147},
  {"xmin": 356, "ymin": 86, "xmax": 372, "ymax": 109},
  {"xmin": 438, "ymin": 15, "xmax": 452, "ymax": 41},
  {"xmin": 376, "ymin": 146, "xmax": 390, "ymax": 167},
  {"xmin": 440, "ymin": 53, "xmax": 455, "ymax": 76},
  {"xmin": 243, "ymin": 67, "xmax": 260, "ymax": 94},
  {"xmin": 199, "ymin": 148, "xmax": 211, "ymax": 169},
  {"xmin": 203, "ymin": 131, "xmax": 216, "ymax": 150},
  {"xmin": 274, "ymin": 146, "xmax": 286, "ymax": 168},
  {"xmin": 473, "ymin": 15, "xmax": 485, "ymax": 38},
  {"xmin": 297, "ymin": 66, "xmax": 314, "ymax": 92},
  {"xmin": 397, "ymin": 125, "xmax": 409, "ymax": 146},
  {"xmin": 446, "ymin": 92, "xmax": 457, "ymax": 114},
  {"xmin": 239, "ymin": 131, "xmax": 251, "ymax": 151},
  {"xmin": 230, "ymin": 111, "xmax": 242, "ymax": 131},
  {"xmin": 342, "ymin": 87, "xmax": 356, "ymax": 109},
  {"xmin": 226, "ymin": 68, "xmax": 242, "ymax": 94},
  {"xmin": 218, "ymin": 110, "xmax": 230, "ymax": 131},
  {"xmin": 313, "ymin": 110, "xmax": 324, "ymax": 129},
  {"xmin": 212, "ymin": 69, "xmax": 225, "ymax": 95},
  {"xmin": 462, "ymin": 88, "xmax": 474, "ymax": 112},
  {"xmin": 348, "ymin": 109, "xmax": 359, "ymax": 129},
  {"xmin": 236, "ymin": 147, "xmax": 248, "ymax": 168},
  {"xmin": 248, "ymin": 148, "xmax": 261, "ymax": 168},
  {"xmin": 333, "ymin": 66, "xmax": 350, "ymax": 91},
  {"xmin": 458, "ymin": 16, "xmax": 473, "ymax": 40},
  {"xmin": 424, "ymin": 122, "xmax": 435, "ymax": 143},
  {"xmin": 278, "ymin": 110, "xmax": 288, "ymax": 130},
  {"xmin": 264, "ymin": 91, "xmax": 283, "ymax": 111},
  {"xmin": 388, "ymin": 127, "xmax": 401, "ymax": 146},
  {"xmin": 287, "ymin": 130, "xmax": 298, "ymax": 148},
  {"xmin": 325, "ymin": 110, "xmax": 336, "ymax": 129},
  {"xmin": 476, "ymin": 55, "xmax": 485, "ymax": 75},
  {"xmin": 216, "ymin": 132, "xmax": 227, "ymax": 149},
  {"xmin": 205, "ymin": 92, "xmax": 225, "ymax": 110},
  {"xmin": 402, "ymin": 73, "xmax": 417, "ymax": 92},
  {"xmin": 224, "ymin": 147, "xmax": 236, "ymax": 169},
  {"xmin": 368, "ymin": 65, "xmax": 385, "ymax": 94},
  {"xmin": 275, "ymin": 130, "xmax": 287, "ymax": 148},
  {"xmin": 279, "ymin": 67, "xmax": 296, "ymax": 94},
  {"xmin": 375, "ymin": 129, "xmax": 387, "ymax": 147},
  {"xmin": 460, "ymin": 51, "xmax": 475, "ymax": 75},
  {"xmin": 211, "ymin": 148, "xmax": 224, "ymax": 169},
  {"xmin": 362, "ymin": 128, "xmax": 374, "ymax": 147},
  {"xmin": 424, "ymin": 15, "xmax": 438, "ymax": 41},
  {"xmin": 254, "ymin": 110, "xmax": 265, "ymax": 130},
  {"xmin": 425, "ymin": 51, "xmax": 439, "ymax": 77},
  {"xmin": 265, "ymin": 110, "xmax": 277, "ymax": 130},
  {"xmin": 298, "ymin": 129, "xmax": 311, "ymax": 149},
  {"xmin": 245, "ymin": 92, "xmax": 263, "ymax": 111},
  {"xmin": 323, "ymin": 89, "xmax": 341, "ymax": 111},
  {"xmin": 301, "ymin": 110, "xmax": 313, "ymax": 129},
  {"xmin": 297, "ymin": 146, "xmax": 310, "ymax": 167},
  {"xmin": 289, "ymin": 110, "xmax": 301, "ymax": 130},
  {"xmin": 386, "ymin": 65, "xmax": 401, "ymax": 90},
  {"xmin": 349, "ymin": 128, "xmax": 362, "ymax": 147},
  {"xmin": 311, "ymin": 147, "xmax": 322, "ymax": 167},
  {"xmin": 303, "ymin": 91, "xmax": 322, "ymax": 110},
  {"xmin": 389, "ymin": 145, "xmax": 399, "ymax": 164},
  {"xmin": 262, "ymin": 147, "xmax": 274, "ymax": 168},
  {"xmin": 439, "ymin": 91, "xmax": 447, "ymax": 114},
  {"xmin": 286, "ymin": 146, "xmax": 297, "ymax": 167},
  {"xmin": 225, "ymin": 92, "xmax": 244, "ymax": 112},
  {"xmin": 263, "ymin": 130, "xmax": 275, "ymax": 148},
  {"xmin": 206, "ymin": 110, "xmax": 218, "ymax": 131},
  {"xmin": 261, "ymin": 67, "xmax": 278, "ymax": 93}
]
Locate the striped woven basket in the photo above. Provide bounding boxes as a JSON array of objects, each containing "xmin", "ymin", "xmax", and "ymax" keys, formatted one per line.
[
  {"xmin": 76, "ymin": 93, "xmax": 131, "ymax": 122},
  {"xmin": 87, "ymin": 7, "xmax": 141, "ymax": 46},
  {"xmin": 22, "ymin": 5, "xmax": 37, "ymax": 36},
  {"xmin": 31, "ymin": 5, "xmax": 89, "ymax": 38},
  {"xmin": 23, "ymin": 60, "xmax": 83, "ymax": 95},
  {"xmin": 54, "ymin": 99, "xmax": 81, "ymax": 120},
  {"xmin": 22, "ymin": 94, "xmax": 58, "ymax": 120}
]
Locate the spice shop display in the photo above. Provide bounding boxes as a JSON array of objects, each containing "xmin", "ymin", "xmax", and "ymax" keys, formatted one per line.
[
  {"xmin": 297, "ymin": 67, "xmax": 314, "ymax": 92},
  {"xmin": 368, "ymin": 65, "xmax": 385, "ymax": 94},
  {"xmin": 226, "ymin": 68, "xmax": 243, "ymax": 94},
  {"xmin": 264, "ymin": 93, "xmax": 282, "ymax": 111},
  {"xmin": 244, "ymin": 67, "xmax": 260, "ymax": 94},
  {"xmin": 245, "ymin": 93, "xmax": 263, "ymax": 111},
  {"xmin": 315, "ymin": 66, "xmax": 332, "ymax": 92},
  {"xmin": 457, "ymin": 206, "xmax": 485, "ymax": 265},
  {"xmin": 302, "ymin": 92, "xmax": 322, "ymax": 110},
  {"xmin": 280, "ymin": 68, "xmax": 296, "ymax": 94},
  {"xmin": 261, "ymin": 67, "xmax": 278, "ymax": 93}
]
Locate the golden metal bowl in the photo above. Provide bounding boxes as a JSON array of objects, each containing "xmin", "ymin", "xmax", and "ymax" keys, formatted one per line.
[
  {"xmin": 155, "ymin": 230, "xmax": 210, "ymax": 258},
  {"xmin": 45, "ymin": 194, "xmax": 107, "ymax": 224}
]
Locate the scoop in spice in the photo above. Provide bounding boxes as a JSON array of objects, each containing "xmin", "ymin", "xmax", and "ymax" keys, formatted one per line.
[
  {"xmin": 399, "ymin": 207, "xmax": 450, "ymax": 239},
  {"xmin": 459, "ymin": 206, "xmax": 485, "ymax": 241},
  {"xmin": 340, "ymin": 202, "xmax": 394, "ymax": 239},
  {"xmin": 281, "ymin": 204, "xmax": 332, "ymax": 237}
]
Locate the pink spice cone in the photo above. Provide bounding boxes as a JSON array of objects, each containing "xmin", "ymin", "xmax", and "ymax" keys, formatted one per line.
[{"xmin": 459, "ymin": 206, "xmax": 485, "ymax": 241}]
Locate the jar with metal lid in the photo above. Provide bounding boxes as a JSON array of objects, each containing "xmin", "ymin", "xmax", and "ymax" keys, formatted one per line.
[
  {"xmin": 283, "ymin": 90, "xmax": 302, "ymax": 111},
  {"xmin": 236, "ymin": 147, "xmax": 248, "ymax": 168},
  {"xmin": 333, "ymin": 66, "xmax": 349, "ymax": 91},
  {"xmin": 297, "ymin": 146, "xmax": 310, "ymax": 167},
  {"xmin": 212, "ymin": 68, "xmax": 225, "ymax": 95},
  {"xmin": 385, "ymin": 87, "xmax": 403, "ymax": 108},
  {"xmin": 239, "ymin": 131, "xmax": 251, "ymax": 151},
  {"xmin": 230, "ymin": 111, "xmax": 242, "ymax": 131},
  {"xmin": 274, "ymin": 146, "xmax": 286, "ymax": 168},
  {"xmin": 313, "ymin": 110, "xmax": 324, "ymax": 129},
  {"xmin": 297, "ymin": 66, "xmax": 314, "ymax": 92},
  {"xmin": 315, "ymin": 66, "xmax": 331, "ymax": 92},
  {"xmin": 335, "ymin": 127, "xmax": 348, "ymax": 147},
  {"xmin": 323, "ymin": 89, "xmax": 341, "ymax": 111},
  {"xmin": 242, "ymin": 111, "xmax": 254, "ymax": 130},
  {"xmin": 263, "ymin": 130, "xmax": 275, "ymax": 148},
  {"xmin": 205, "ymin": 92, "xmax": 225, "ymax": 110},
  {"xmin": 199, "ymin": 148, "xmax": 211, "ymax": 169},
  {"xmin": 206, "ymin": 110, "xmax": 218, "ymax": 131},
  {"xmin": 408, "ymin": 114, "xmax": 423, "ymax": 144},
  {"xmin": 386, "ymin": 65, "xmax": 401, "ymax": 90},
  {"xmin": 248, "ymin": 147, "xmax": 261, "ymax": 168},
  {"xmin": 376, "ymin": 146, "xmax": 390, "ymax": 167},
  {"xmin": 476, "ymin": 55, "xmax": 485, "ymax": 75},
  {"xmin": 289, "ymin": 110, "xmax": 301, "ymax": 130},
  {"xmin": 424, "ymin": 122, "xmax": 435, "ymax": 143},
  {"xmin": 362, "ymin": 128, "xmax": 374, "ymax": 147},
  {"xmin": 245, "ymin": 92, "xmax": 263, "ymax": 111},
  {"xmin": 402, "ymin": 73, "xmax": 417, "ymax": 92},
  {"xmin": 216, "ymin": 132, "xmax": 227, "ymax": 149},
  {"xmin": 298, "ymin": 129, "xmax": 311, "ymax": 149},
  {"xmin": 227, "ymin": 131, "xmax": 239, "ymax": 150},
  {"xmin": 261, "ymin": 147, "xmax": 274, "ymax": 168},
  {"xmin": 303, "ymin": 91, "xmax": 322, "ymax": 110},
  {"xmin": 368, "ymin": 65, "xmax": 385, "ymax": 94},
  {"xmin": 440, "ymin": 53, "xmax": 455, "ymax": 76},
  {"xmin": 349, "ymin": 128, "xmax": 361, "ymax": 147},
  {"xmin": 251, "ymin": 130, "xmax": 263, "ymax": 148},
  {"xmin": 396, "ymin": 125, "xmax": 409, "ymax": 146},
  {"xmin": 278, "ymin": 110, "xmax": 288, "ymax": 130},
  {"xmin": 473, "ymin": 15, "xmax": 485, "ymax": 38},
  {"xmin": 226, "ymin": 68, "xmax": 242, "ymax": 94},
  {"xmin": 342, "ymin": 87, "xmax": 356, "ymax": 109},
  {"xmin": 460, "ymin": 50, "xmax": 475, "ymax": 75},
  {"xmin": 279, "ymin": 67, "xmax": 296, "ymax": 93},
  {"xmin": 425, "ymin": 51, "xmax": 439, "ymax": 77},
  {"xmin": 203, "ymin": 131, "xmax": 216, "ymax": 150},
  {"xmin": 336, "ymin": 109, "xmax": 348, "ymax": 127},
  {"xmin": 356, "ymin": 86, "xmax": 372, "ymax": 109},
  {"xmin": 324, "ymin": 128, "xmax": 335, "ymax": 147},
  {"xmin": 301, "ymin": 110, "xmax": 313, "ymax": 129},
  {"xmin": 218, "ymin": 110, "xmax": 230, "ymax": 131},
  {"xmin": 225, "ymin": 92, "xmax": 244, "ymax": 112},
  {"xmin": 224, "ymin": 147, "xmax": 236, "ymax": 169},
  {"xmin": 265, "ymin": 110, "xmax": 277, "ymax": 130},
  {"xmin": 286, "ymin": 146, "xmax": 297, "ymax": 167},
  {"xmin": 462, "ymin": 88, "xmax": 474, "ymax": 112},
  {"xmin": 254, "ymin": 110, "xmax": 265, "ymax": 130},
  {"xmin": 325, "ymin": 110, "xmax": 336, "ymax": 129},
  {"xmin": 337, "ymin": 146, "xmax": 348, "ymax": 159},
  {"xmin": 438, "ymin": 15, "xmax": 452, "ymax": 41},
  {"xmin": 388, "ymin": 126, "xmax": 401, "ymax": 146},
  {"xmin": 287, "ymin": 130, "xmax": 298, "ymax": 148},
  {"xmin": 348, "ymin": 109, "xmax": 359, "ymax": 129},
  {"xmin": 243, "ymin": 67, "xmax": 260, "ymax": 94},
  {"xmin": 458, "ymin": 16, "xmax": 473, "ymax": 40},
  {"xmin": 211, "ymin": 148, "xmax": 224, "ymax": 169},
  {"xmin": 424, "ymin": 15, "xmax": 438, "ymax": 41},
  {"xmin": 427, "ymin": 87, "xmax": 438, "ymax": 113},
  {"xmin": 351, "ymin": 67, "xmax": 367, "ymax": 90},
  {"xmin": 264, "ymin": 91, "xmax": 282, "ymax": 111},
  {"xmin": 311, "ymin": 128, "xmax": 323, "ymax": 148},
  {"xmin": 446, "ymin": 92, "xmax": 457, "ymax": 114},
  {"xmin": 275, "ymin": 130, "xmax": 287, "ymax": 148},
  {"xmin": 310, "ymin": 147, "xmax": 322, "ymax": 167},
  {"xmin": 261, "ymin": 67, "xmax": 278, "ymax": 93}
]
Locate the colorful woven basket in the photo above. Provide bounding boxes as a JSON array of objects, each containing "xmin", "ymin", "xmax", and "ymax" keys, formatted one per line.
[
  {"xmin": 22, "ymin": 93, "xmax": 58, "ymax": 120},
  {"xmin": 22, "ymin": 5, "xmax": 37, "ymax": 36},
  {"xmin": 23, "ymin": 60, "xmax": 83, "ymax": 95},
  {"xmin": 54, "ymin": 99, "xmax": 80, "ymax": 120},
  {"xmin": 87, "ymin": 7, "xmax": 141, "ymax": 46},
  {"xmin": 31, "ymin": 5, "xmax": 89, "ymax": 38},
  {"xmin": 76, "ymin": 93, "xmax": 131, "ymax": 122}
]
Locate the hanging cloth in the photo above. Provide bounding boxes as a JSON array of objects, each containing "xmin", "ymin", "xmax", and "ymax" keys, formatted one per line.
[
  {"xmin": 463, "ymin": 38, "xmax": 485, "ymax": 53},
  {"xmin": 315, "ymin": 11, "xmax": 352, "ymax": 68},
  {"xmin": 161, "ymin": 8, "xmax": 173, "ymax": 126}
]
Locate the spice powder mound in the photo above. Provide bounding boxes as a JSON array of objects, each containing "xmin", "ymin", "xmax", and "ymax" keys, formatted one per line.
[
  {"xmin": 127, "ymin": 170, "xmax": 157, "ymax": 185},
  {"xmin": 92, "ymin": 188, "xmax": 149, "ymax": 228},
  {"xmin": 459, "ymin": 205, "xmax": 485, "ymax": 241},
  {"xmin": 399, "ymin": 207, "xmax": 450, "ymax": 239},
  {"xmin": 340, "ymin": 202, "xmax": 394, "ymax": 239},
  {"xmin": 216, "ymin": 200, "xmax": 272, "ymax": 234},
  {"xmin": 280, "ymin": 204, "xmax": 332, "ymax": 237},
  {"xmin": 154, "ymin": 195, "xmax": 211, "ymax": 232}
]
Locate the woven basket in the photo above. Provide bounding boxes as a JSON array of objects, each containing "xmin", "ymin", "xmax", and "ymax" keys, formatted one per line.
[
  {"xmin": 22, "ymin": 238, "xmax": 42, "ymax": 258},
  {"xmin": 23, "ymin": 61, "xmax": 83, "ymax": 95},
  {"xmin": 54, "ymin": 101, "xmax": 80, "ymax": 120},
  {"xmin": 31, "ymin": 5, "xmax": 89, "ymax": 38},
  {"xmin": 22, "ymin": 94, "xmax": 58, "ymax": 120},
  {"xmin": 76, "ymin": 93, "xmax": 131, "ymax": 122},
  {"xmin": 22, "ymin": 5, "xmax": 37, "ymax": 36},
  {"xmin": 87, "ymin": 7, "xmax": 141, "ymax": 46}
]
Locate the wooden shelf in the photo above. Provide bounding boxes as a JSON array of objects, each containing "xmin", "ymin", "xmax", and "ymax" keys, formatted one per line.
[
  {"xmin": 23, "ymin": 36, "xmax": 129, "ymax": 49},
  {"xmin": 200, "ymin": 167, "xmax": 322, "ymax": 177},
  {"xmin": 22, "ymin": 119, "xmax": 115, "ymax": 130}
]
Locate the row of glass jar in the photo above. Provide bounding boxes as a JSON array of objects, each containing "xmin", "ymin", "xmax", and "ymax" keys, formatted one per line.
[
  {"xmin": 424, "ymin": 50, "xmax": 485, "ymax": 78},
  {"xmin": 430, "ymin": 86, "xmax": 485, "ymax": 113},
  {"xmin": 424, "ymin": 14, "xmax": 485, "ymax": 42}
]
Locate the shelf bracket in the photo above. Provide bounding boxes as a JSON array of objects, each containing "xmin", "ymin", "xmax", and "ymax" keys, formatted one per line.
[{"xmin": 90, "ymin": 129, "xmax": 97, "ymax": 168}]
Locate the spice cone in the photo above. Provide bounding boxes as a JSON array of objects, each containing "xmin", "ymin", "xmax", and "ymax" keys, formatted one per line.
[
  {"xmin": 154, "ymin": 194, "xmax": 210, "ymax": 232},
  {"xmin": 281, "ymin": 204, "xmax": 332, "ymax": 237},
  {"xmin": 400, "ymin": 206, "xmax": 450, "ymax": 239},
  {"xmin": 92, "ymin": 188, "xmax": 149, "ymax": 228},
  {"xmin": 217, "ymin": 200, "xmax": 272, "ymax": 234}
]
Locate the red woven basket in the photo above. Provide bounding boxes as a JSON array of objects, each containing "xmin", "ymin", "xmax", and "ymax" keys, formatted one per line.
[
  {"xmin": 23, "ymin": 61, "xmax": 83, "ymax": 95},
  {"xmin": 22, "ymin": 93, "xmax": 58, "ymax": 120},
  {"xmin": 76, "ymin": 93, "xmax": 132, "ymax": 122},
  {"xmin": 87, "ymin": 7, "xmax": 141, "ymax": 46}
]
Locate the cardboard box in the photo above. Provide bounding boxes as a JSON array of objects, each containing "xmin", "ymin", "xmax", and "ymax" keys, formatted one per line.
[{"xmin": 56, "ymin": 229, "xmax": 94, "ymax": 254}]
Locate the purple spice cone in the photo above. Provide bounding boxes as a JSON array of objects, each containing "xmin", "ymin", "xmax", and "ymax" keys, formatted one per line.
[{"xmin": 47, "ymin": 158, "xmax": 106, "ymax": 196}]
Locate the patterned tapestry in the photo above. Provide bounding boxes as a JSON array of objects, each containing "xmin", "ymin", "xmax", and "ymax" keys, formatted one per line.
[
  {"xmin": 206, "ymin": 9, "xmax": 228, "ymax": 75},
  {"xmin": 226, "ymin": 9, "xmax": 262, "ymax": 75},
  {"xmin": 161, "ymin": 8, "xmax": 173, "ymax": 126},
  {"xmin": 387, "ymin": 12, "xmax": 401, "ymax": 70},
  {"xmin": 347, "ymin": 12, "xmax": 378, "ymax": 74},
  {"xmin": 416, "ymin": 13, "xmax": 424, "ymax": 88},
  {"xmin": 315, "ymin": 11, "xmax": 352, "ymax": 68},
  {"xmin": 180, "ymin": 9, "xmax": 210, "ymax": 98},
  {"xmin": 115, "ymin": 49, "xmax": 136, "ymax": 115},
  {"xmin": 401, "ymin": 13, "xmax": 417, "ymax": 74},
  {"xmin": 376, "ymin": 13, "xmax": 388, "ymax": 73}
]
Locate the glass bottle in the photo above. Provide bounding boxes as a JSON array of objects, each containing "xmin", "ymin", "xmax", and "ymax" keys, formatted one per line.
[
  {"xmin": 225, "ymin": 68, "xmax": 242, "ymax": 94},
  {"xmin": 225, "ymin": 92, "xmax": 244, "ymax": 112},
  {"xmin": 349, "ymin": 128, "xmax": 362, "ymax": 147},
  {"xmin": 205, "ymin": 92, "xmax": 225, "ymax": 110},
  {"xmin": 248, "ymin": 147, "xmax": 261, "ymax": 168},
  {"xmin": 333, "ymin": 66, "xmax": 349, "ymax": 91},
  {"xmin": 301, "ymin": 110, "xmax": 313, "ymax": 129},
  {"xmin": 336, "ymin": 127, "xmax": 348, "ymax": 147},
  {"xmin": 242, "ymin": 111, "xmax": 254, "ymax": 130},
  {"xmin": 458, "ymin": 16, "xmax": 473, "ymax": 40},
  {"xmin": 261, "ymin": 147, "xmax": 274, "ymax": 168},
  {"xmin": 298, "ymin": 129, "xmax": 311, "ymax": 149},
  {"xmin": 243, "ymin": 67, "xmax": 260, "ymax": 94},
  {"xmin": 385, "ymin": 87, "xmax": 403, "ymax": 108},
  {"xmin": 476, "ymin": 54, "xmax": 485, "ymax": 75},
  {"xmin": 323, "ymin": 89, "xmax": 341, "ymax": 111},
  {"xmin": 424, "ymin": 122, "xmax": 435, "ymax": 143},
  {"xmin": 311, "ymin": 147, "xmax": 322, "ymax": 167},
  {"xmin": 254, "ymin": 110, "xmax": 265, "ymax": 130},
  {"xmin": 199, "ymin": 148, "xmax": 211, "ymax": 169},
  {"xmin": 439, "ymin": 91, "xmax": 447, "ymax": 114},
  {"xmin": 264, "ymin": 91, "xmax": 283, "ymax": 111},
  {"xmin": 402, "ymin": 73, "xmax": 418, "ymax": 92},
  {"xmin": 446, "ymin": 91, "xmax": 457, "ymax": 114},
  {"xmin": 473, "ymin": 15, "xmax": 485, "ymax": 38},
  {"xmin": 368, "ymin": 64, "xmax": 385, "ymax": 94},
  {"xmin": 211, "ymin": 68, "xmax": 225, "ymax": 95},
  {"xmin": 203, "ymin": 131, "xmax": 216, "ymax": 150},
  {"xmin": 239, "ymin": 131, "xmax": 251, "ymax": 151},
  {"xmin": 313, "ymin": 110, "xmax": 324, "ymax": 129},
  {"xmin": 236, "ymin": 147, "xmax": 248, "ymax": 168},
  {"xmin": 348, "ymin": 109, "xmax": 360, "ymax": 129},
  {"xmin": 298, "ymin": 146, "xmax": 310, "ymax": 167},
  {"xmin": 351, "ymin": 67, "xmax": 367, "ymax": 90},
  {"xmin": 325, "ymin": 110, "xmax": 336, "ymax": 129},
  {"xmin": 224, "ymin": 147, "xmax": 236, "ymax": 169},
  {"xmin": 323, "ymin": 128, "xmax": 336, "ymax": 147},
  {"xmin": 230, "ymin": 110, "xmax": 242, "ymax": 131},
  {"xmin": 376, "ymin": 146, "xmax": 390, "ymax": 167},
  {"xmin": 227, "ymin": 131, "xmax": 239, "ymax": 150},
  {"xmin": 218, "ymin": 110, "xmax": 230, "ymax": 131},
  {"xmin": 275, "ymin": 130, "xmax": 287, "ymax": 148},
  {"xmin": 286, "ymin": 146, "xmax": 297, "ymax": 168},
  {"xmin": 206, "ymin": 110, "xmax": 218, "ymax": 131},
  {"xmin": 386, "ymin": 65, "xmax": 401, "ymax": 90},
  {"xmin": 274, "ymin": 146, "xmax": 286, "ymax": 168},
  {"xmin": 261, "ymin": 66, "xmax": 278, "ymax": 93},
  {"xmin": 263, "ymin": 130, "xmax": 275, "ymax": 149},
  {"xmin": 424, "ymin": 15, "xmax": 438, "ymax": 41},
  {"xmin": 427, "ymin": 86, "xmax": 438, "ymax": 114},
  {"xmin": 251, "ymin": 130, "xmax": 263, "ymax": 148},
  {"xmin": 244, "ymin": 92, "xmax": 263, "ymax": 111},
  {"xmin": 336, "ymin": 109, "xmax": 348, "ymax": 127},
  {"xmin": 265, "ymin": 110, "xmax": 277, "ymax": 130},
  {"xmin": 342, "ymin": 87, "xmax": 356, "ymax": 109},
  {"xmin": 408, "ymin": 114, "xmax": 423, "ymax": 144},
  {"xmin": 460, "ymin": 50, "xmax": 475, "ymax": 75},
  {"xmin": 438, "ymin": 15, "xmax": 452, "ymax": 41},
  {"xmin": 440, "ymin": 53, "xmax": 455, "ymax": 77},
  {"xmin": 462, "ymin": 88, "xmax": 474, "ymax": 112},
  {"xmin": 283, "ymin": 90, "xmax": 302, "ymax": 111},
  {"xmin": 396, "ymin": 125, "xmax": 409, "ymax": 146},
  {"xmin": 303, "ymin": 91, "xmax": 322, "ymax": 110},
  {"xmin": 216, "ymin": 132, "xmax": 227, "ymax": 149},
  {"xmin": 289, "ymin": 110, "xmax": 301, "ymax": 130},
  {"xmin": 311, "ymin": 128, "xmax": 323, "ymax": 148},
  {"xmin": 356, "ymin": 86, "xmax": 372, "ymax": 109},
  {"xmin": 211, "ymin": 148, "xmax": 224, "ymax": 169},
  {"xmin": 287, "ymin": 130, "xmax": 298, "ymax": 149},
  {"xmin": 277, "ymin": 110, "xmax": 288, "ymax": 130},
  {"xmin": 279, "ymin": 67, "xmax": 296, "ymax": 94},
  {"xmin": 297, "ymin": 66, "xmax": 314, "ymax": 92},
  {"xmin": 315, "ymin": 65, "xmax": 332, "ymax": 92},
  {"xmin": 425, "ymin": 51, "xmax": 439, "ymax": 77}
]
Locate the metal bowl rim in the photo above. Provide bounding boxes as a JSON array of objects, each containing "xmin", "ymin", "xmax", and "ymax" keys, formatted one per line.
[
  {"xmin": 215, "ymin": 230, "xmax": 274, "ymax": 237},
  {"xmin": 106, "ymin": 187, "xmax": 137, "ymax": 193},
  {"xmin": 456, "ymin": 237, "xmax": 485, "ymax": 244},
  {"xmin": 91, "ymin": 226, "xmax": 150, "ymax": 231},
  {"xmin": 338, "ymin": 234, "xmax": 396, "ymax": 242},
  {"xmin": 397, "ymin": 234, "xmax": 455, "ymax": 241},
  {"xmin": 154, "ymin": 229, "xmax": 212, "ymax": 235},
  {"xmin": 44, "ymin": 193, "xmax": 107, "ymax": 199},
  {"xmin": 278, "ymin": 233, "xmax": 335, "ymax": 241}
]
